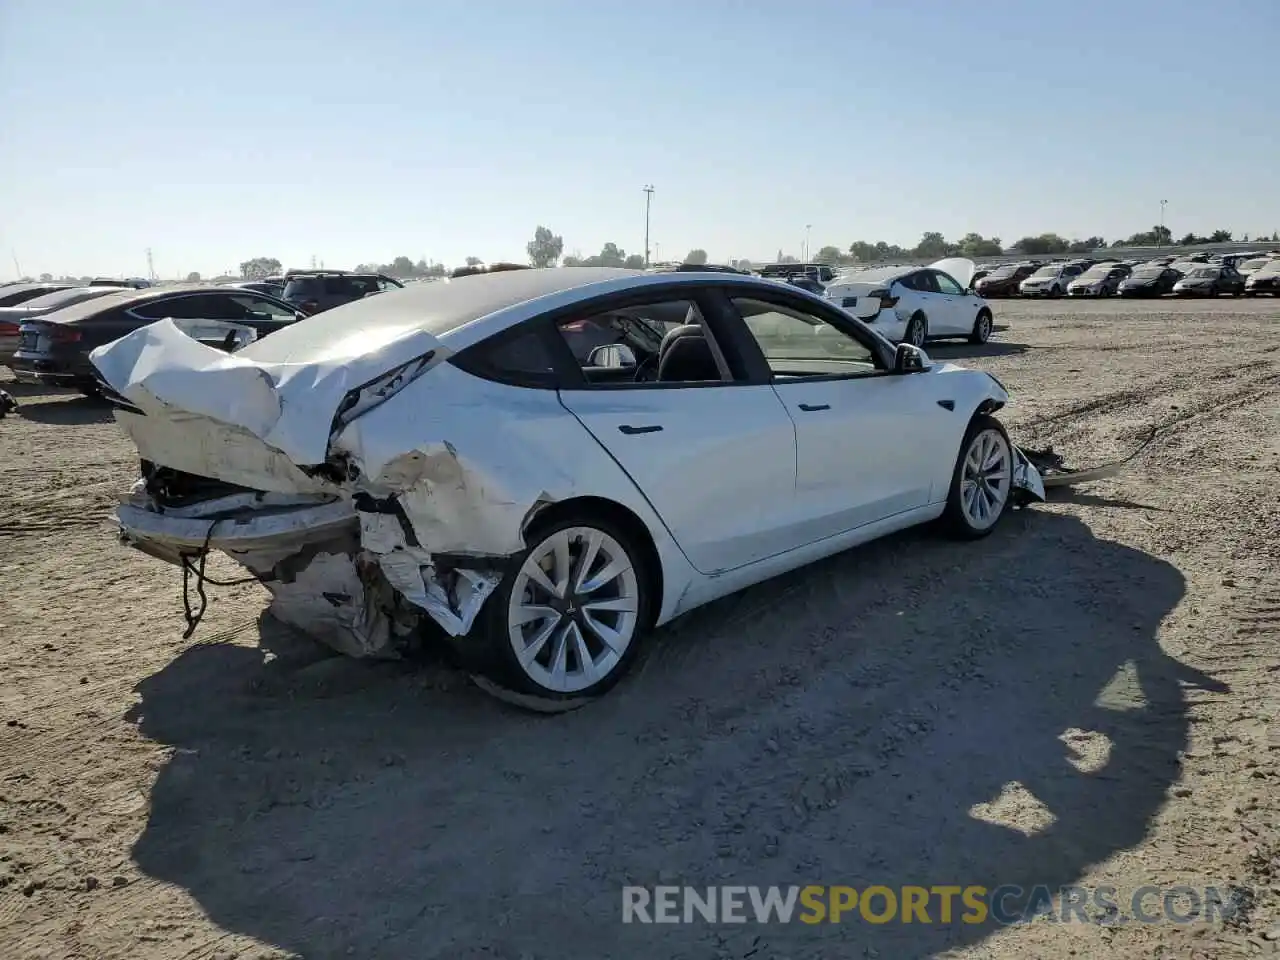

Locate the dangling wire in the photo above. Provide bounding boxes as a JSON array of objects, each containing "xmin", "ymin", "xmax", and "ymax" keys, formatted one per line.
[{"xmin": 178, "ymin": 520, "xmax": 263, "ymax": 639}]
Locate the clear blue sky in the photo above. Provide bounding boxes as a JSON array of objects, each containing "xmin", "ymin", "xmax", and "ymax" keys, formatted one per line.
[{"xmin": 1, "ymin": 0, "xmax": 1277, "ymax": 278}]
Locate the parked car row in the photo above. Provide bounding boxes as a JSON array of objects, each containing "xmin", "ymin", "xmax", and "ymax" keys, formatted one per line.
[{"xmin": 968, "ymin": 250, "xmax": 1280, "ymax": 299}]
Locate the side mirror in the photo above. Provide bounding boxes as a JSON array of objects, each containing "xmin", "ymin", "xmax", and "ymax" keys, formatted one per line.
[
  {"xmin": 294, "ymin": 310, "xmax": 308, "ymax": 321},
  {"xmin": 586, "ymin": 343, "xmax": 637, "ymax": 368},
  {"xmin": 894, "ymin": 342, "xmax": 928, "ymax": 374},
  {"xmin": 848, "ymin": 295, "xmax": 882, "ymax": 320}
]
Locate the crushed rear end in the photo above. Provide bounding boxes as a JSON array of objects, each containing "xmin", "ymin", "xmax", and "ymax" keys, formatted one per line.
[{"xmin": 92, "ymin": 318, "xmax": 504, "ymax": 658}]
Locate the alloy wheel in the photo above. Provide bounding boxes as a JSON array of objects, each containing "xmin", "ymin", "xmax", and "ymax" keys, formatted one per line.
[
  {"xmin": 506, "ymin": 526, "xmax": 640, "ymax": 694},
  {"xmin": 959, "ymin": 429, "xmax": 1011, "ymax": 531}
]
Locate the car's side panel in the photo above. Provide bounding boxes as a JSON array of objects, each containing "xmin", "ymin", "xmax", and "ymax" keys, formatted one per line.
[{"xmin": 557, "ymin": 384, "xmax": 802, "ymax": 575}]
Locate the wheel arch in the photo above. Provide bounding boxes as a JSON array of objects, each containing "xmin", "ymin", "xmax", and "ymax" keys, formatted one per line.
[{"xmin": 523, "ymin": 495, "xmax": 664, "ymax": 629}]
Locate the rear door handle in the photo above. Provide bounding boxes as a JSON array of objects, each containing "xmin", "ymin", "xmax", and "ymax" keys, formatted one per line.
[
  {"xmin": 618, "ymin": 424, "xmax": 663, "ymax": 435},
  {"xmin": 797, "ymin": 403, "xmax": 830, "ymax": 412}
]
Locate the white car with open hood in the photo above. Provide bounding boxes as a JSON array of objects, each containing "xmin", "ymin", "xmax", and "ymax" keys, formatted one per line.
[
  {"xmin": 91, "ymin": 267, "xmax": 1045, "ymax": 708},
  {"xmin": 822, "ymin": 258, "xmax": 995, "ymax": 348}
]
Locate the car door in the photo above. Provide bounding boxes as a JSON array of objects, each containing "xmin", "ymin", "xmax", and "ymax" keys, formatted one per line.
[
  {"xmin": 723, "ymin": 289, "xmax": 960, "ymax": 543},
  {"xmin": 553, "ymin": 290, "xmax": 801, "ymax": 575},
  {"xmin": 928, "ymin": 269, "xmax": 971, "ymax": 334}
]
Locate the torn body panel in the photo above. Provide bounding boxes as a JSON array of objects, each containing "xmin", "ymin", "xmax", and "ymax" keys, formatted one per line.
[{"xmin": 98, "ymin": 348, "xmax": 688, "ymax": 657}]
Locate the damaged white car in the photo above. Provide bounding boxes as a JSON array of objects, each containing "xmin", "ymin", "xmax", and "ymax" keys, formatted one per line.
[{"xmin": 91, "ymin": 267, "xmax": 1049, "ymax": 707}]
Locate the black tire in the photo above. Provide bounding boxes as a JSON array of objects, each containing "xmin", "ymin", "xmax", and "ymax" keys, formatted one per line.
[
  {"xmin": 969, "ymin": 309, "xmax": 993, "ymax": 345},
  {"xmin": 903, "ymin": 312, "xmax": 928, "ymax": 348},
  {"xmin": 456, "ymin": 511, "xmax": 653, "ymax": 706},
  {"xmin": 941, "ymin": 415, "xmax": 1014, "ymax": 540}
]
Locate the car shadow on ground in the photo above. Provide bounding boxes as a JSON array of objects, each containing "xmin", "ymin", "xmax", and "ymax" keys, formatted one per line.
[
  {"xmin": 13, "ymin": 394, "xmax": 113, "ymax": 425},
  {"xmin": 928, "ymin": 340, "xmax": 1030, "ymax": 360},
  {"xmin": 127, "ymin": 510, "xmax": 1219, "ymax": 959}
]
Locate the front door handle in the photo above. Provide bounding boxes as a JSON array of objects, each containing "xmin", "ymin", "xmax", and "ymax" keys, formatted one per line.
[
  {"xmin": 797, "ymin": 403, "xmax": 830, "ymax": 412},
  {"xmin": 618, "ymin": 424, "xmax": 663, "ymax": 435}
]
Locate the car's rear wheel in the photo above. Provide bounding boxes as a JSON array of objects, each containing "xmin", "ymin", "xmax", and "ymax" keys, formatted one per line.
[
  {"xmin": 942, "ymin": 415, "xmax": 1013, "ymax": 539},
  {"xmin": 969, "ymin": 309, "xmax": 993, "ymax": 345},
  {"xmin": 904, "ymin": 312, "xmax": 928, "ymax": 347},
  {"xmin": 461, "ymin": 514, "xmax": 651, "ymax": 706}
]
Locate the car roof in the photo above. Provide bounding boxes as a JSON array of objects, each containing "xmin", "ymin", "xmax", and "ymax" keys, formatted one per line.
[
  {"xmin": 37, "ymin": 284, "xmax": 280, "ymax": 324},
  {"xmin": 238, "ymin": 266, "xmax": 823, "ymax": 363}
]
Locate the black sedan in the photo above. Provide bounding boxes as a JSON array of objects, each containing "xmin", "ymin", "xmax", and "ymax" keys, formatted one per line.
[
  {"xmin": 1117, "ymin": 265, "xmax": 1182, "ymax": 297},
  {"xmin": 11, "ymin": 285, "xmax": 305, "ymax": 394}
]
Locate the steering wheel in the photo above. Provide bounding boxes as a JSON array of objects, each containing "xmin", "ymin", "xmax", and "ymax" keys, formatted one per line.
[{"xmin": 632, "ymin": 354, "xmax": 659, "ymax": 382}]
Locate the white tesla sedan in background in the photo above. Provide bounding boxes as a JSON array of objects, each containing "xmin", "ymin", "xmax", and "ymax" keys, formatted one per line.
[
  {"xmin": 822, "ymin": 258, "xmax": 995, "ymax": 348},
  {"xmin": 91, "ymin": 267, "xmax": 1044, "ymax": 708}
]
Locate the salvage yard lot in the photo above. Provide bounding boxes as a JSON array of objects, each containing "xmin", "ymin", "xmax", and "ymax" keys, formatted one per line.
[{"xmin": 1, "ymin": 297, "xmax": 1278, "ymax": 960}]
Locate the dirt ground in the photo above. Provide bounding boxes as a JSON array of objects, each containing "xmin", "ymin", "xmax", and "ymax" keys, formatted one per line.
[{"xmin": 1, "ymin": 296, "xmax": 1278, "ymax": 960}]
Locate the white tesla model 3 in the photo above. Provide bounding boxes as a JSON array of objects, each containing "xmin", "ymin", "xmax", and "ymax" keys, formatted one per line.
[{"xmin": 91, "ymin": 267, "xmax": 1045, "ymax": 707}]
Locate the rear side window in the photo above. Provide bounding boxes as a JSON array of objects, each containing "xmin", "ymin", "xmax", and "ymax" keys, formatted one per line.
[
  {"xmin": 283, "ymin": 278, "xmax": 322, "ymax": 299},
  {"xmin": 452, "ymin": 326, "xmax": 559, "ymax": 388}
]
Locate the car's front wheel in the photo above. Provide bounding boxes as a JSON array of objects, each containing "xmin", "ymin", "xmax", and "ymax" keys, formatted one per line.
[
  {"xmin": 942, "ymin": 415, "xmax": 1013, "ymax": 539},
  {"xmin": 969, "ymin": 309, "xmax": 993, "ymax": 345},
  {"xmin": 463, "ymin": 514, "xmax": 651, "ymax": 705}
]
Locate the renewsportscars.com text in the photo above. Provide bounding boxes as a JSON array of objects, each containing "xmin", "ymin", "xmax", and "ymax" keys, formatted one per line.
[{"xmin": 622, "ymin": 884, "xmax": 1248, "ymax": 925}]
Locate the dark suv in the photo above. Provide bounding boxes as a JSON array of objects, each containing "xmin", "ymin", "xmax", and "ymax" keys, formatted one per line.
[{"xmin": 280, "ymin": 270, "xmax": 404, "ymax": 314}]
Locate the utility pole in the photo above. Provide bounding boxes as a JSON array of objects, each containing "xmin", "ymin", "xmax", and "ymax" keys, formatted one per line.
[
  {"xmin": 643, "ymin": 185, "xmax": 655, "ymax": 267},
  {"xmin": 1160, "ymin": 200, "xmax": 1167, "ymax": 245},
  {"xmin": 10, "ymin": 250, "xmax": 21, "ymax": 279},
  {"xmin": 804, "ymin": 224, "xmax": 812, "ymax": 262},
  {"xmin": 145, "ymin": 248, "xmax": 155, "ymax": 282}
]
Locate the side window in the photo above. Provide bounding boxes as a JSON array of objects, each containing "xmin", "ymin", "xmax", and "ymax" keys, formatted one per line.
[
  {"xmin": 731, "ymin": 297, "xmax": 878, "ymax": 379},
  {"xmin": 933, "ymin": 271, "xmax": 964, "ymax": 295},
  {"xmin": 377, "ymin": 277, "xmax": 401, "ymax": 291},
  {"xmin": 131, "ymin": 295, "xmax": 207, "ymax": 320},
  {"xmin": 554, "ymin": 299, "xmax": 725, "ymax": 385},
  {"xmin": 234, "ymin": 295, "xmax": 294, "ymax": 319},
  {"xmin": 454, "ymin": 327, "xmax": 558, "ymax": 388},
  {"xmin": 322, "ymin": 277, "xmax": 355, "ymax": 296}
]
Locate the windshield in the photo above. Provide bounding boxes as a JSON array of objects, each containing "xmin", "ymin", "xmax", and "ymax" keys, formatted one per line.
[
  {"xmin": 988, "ymin": 265, "xmax": 1018, "ymax": 279},
  {"xmin": 1132, "ymin": 268, "xmax": 1164, "ymax": 279},
  {"xmin": 1240, "ymin": 258, "xmax": 1270, "ymax": 272},
  {"xmin": 1189, "ymin": 268, "xmax": 1218, "ymax": 279},
  {"xmin": 1254, "ymin": 261, "xmax": 1280, "ymax": 276},
  {"xmin": 1080, "ymin": 266, "xmax": 1114, "ymax": 280},
  {"xmin": 1032, "ymin": 265, "xmax": 1060, "ymax": 278}
]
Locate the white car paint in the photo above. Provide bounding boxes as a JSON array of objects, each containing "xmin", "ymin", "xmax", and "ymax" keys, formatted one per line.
[
  {"xmin": 1018, "ymin": 263, "xmax": 1083, "ymax": 296},
  {"xmin": 822, "ymin": 258, "xmax": 991, "ymax": 345},
  {"xmin": 90, "ymin": 268, "xmax": 1044, "ymax": 687}
]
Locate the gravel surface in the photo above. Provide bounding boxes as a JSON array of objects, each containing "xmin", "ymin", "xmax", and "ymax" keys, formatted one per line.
[{"xmin": 1, "ymin": 296, "xmax": 1278, "ymax": 960}]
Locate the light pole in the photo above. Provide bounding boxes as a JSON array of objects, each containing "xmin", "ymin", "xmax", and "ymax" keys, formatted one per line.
[
  {"xmin": 1160, "ymin": 200, "xmax": 1167, "ymax": 245},
  {"xmin": 804, "ymin": 224, "xmax": 812, "ymax": 261},
  {"xmin": 643, "ymin": 185, "xmax": 654, "ymax": 266}
]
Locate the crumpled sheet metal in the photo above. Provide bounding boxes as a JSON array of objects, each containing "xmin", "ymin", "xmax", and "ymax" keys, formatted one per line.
[
  {"xmin": 90, "ymin": 317, "xmax": 447, "ymax": 466},
  {"xmin": 359, "ymin": 511, "xmax": 502, "ymax": 637},
  {"xmin": 1011, "ymin": 446, "xmax": 1046, "ymax": 503}
]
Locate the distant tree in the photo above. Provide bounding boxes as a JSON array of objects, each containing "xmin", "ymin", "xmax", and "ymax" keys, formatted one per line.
[
  {"xmin": 239, "ymin": 257, "xmax": 282, "ymax": 280},
  {"xmin": 1273, "ymin": 232, "xmax": 1279, "ymax": 242},
  {"xmin": 562, "ymin": 255, "xmax": 583, "ymax": 267},
  {"xmin": 526, "ymin": 225, "xmax": 564, "ymax": 268},
  {"xmin": 1242, "ymin": 234, "xmax": 1250, "ymax": 242},
  {"xmin": 1178, "ymin": 233, "xmax": 1204, "ymax": 246},
  {"xmin": 1209, "ymin": 229, "xmax": 1233, "ymax": 243},
  {"xmin": 623, "ymin": 254, "xmax": 646, "ymax": 269},
  {"xmin": 576, "ymin": 243, "xmax": 631, "ymax": 267},
  {"xmin": 185, "ymin": 271, "xmax": 201, "ymax": 282},
  {"xmin": 913, "ymin": 231, "xmax": 954, "ymax": 258},
  {"xmin": 464, "ymin": 256, "xmax": 483, "ymax": 267},
  {"xmin": 848, "ymin": 241, "xmax": 877, "ymax": 262},
  {"xmin": 957, "ymin": 233, "xmax": 1003, "ymax": 258},
  {"xmin": 814, "ymin": 245, "xmax": 843, "ymax": 264},
  {"xmin": 777, "ymin": 253, "xmax": 799, "ymax": 264},
  {"xmin": 1066, "ymin": 236, "xmax": 1104, "ymax": 254},
  {"xmin": 683, "ymin": 248, "xmax": 708, "ymax": 265},
  {"xmin": 1012, "ymin": 234, "xmax": 1069, "ymax": 256},
  {"xmin": 39, "ymin": 272, "xmax": 53, "ymax": 282}
]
